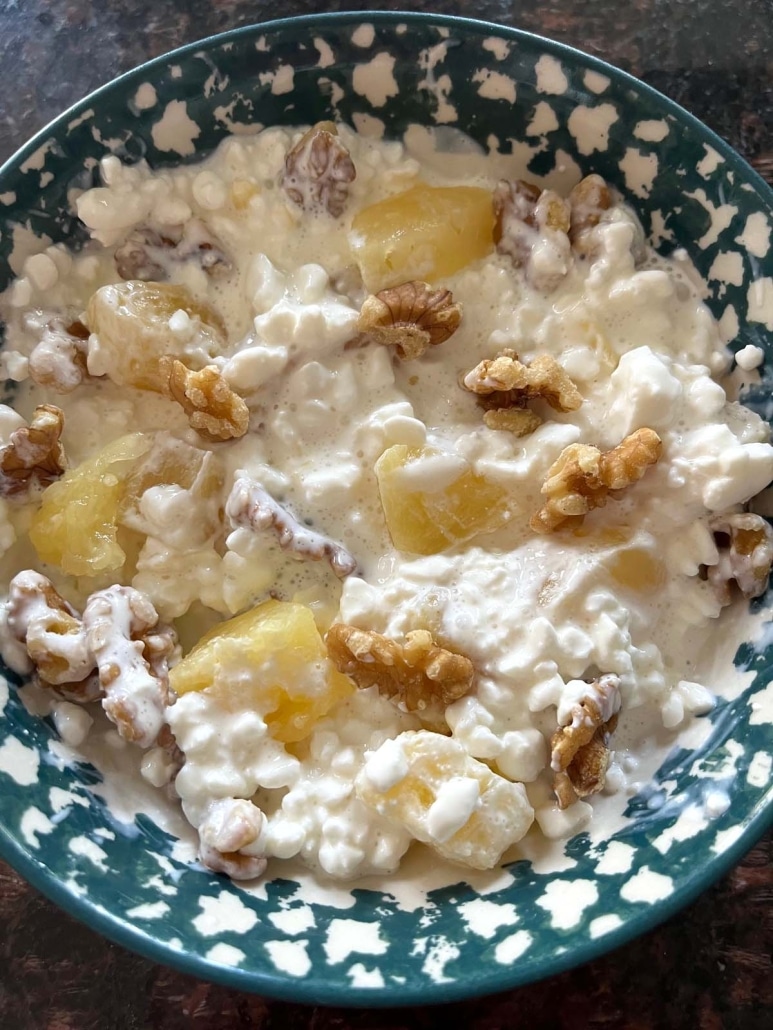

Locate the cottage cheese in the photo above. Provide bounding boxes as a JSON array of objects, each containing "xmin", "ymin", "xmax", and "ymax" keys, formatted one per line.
[{"xmin": 1, "ymin": 124, "xmax": 771, "ymax": 882}]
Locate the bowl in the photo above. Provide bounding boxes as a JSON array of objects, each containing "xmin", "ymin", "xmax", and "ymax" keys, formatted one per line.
[{"xmin": 0, "ymin": 10, "xmax": 772, "ymax": 1006}]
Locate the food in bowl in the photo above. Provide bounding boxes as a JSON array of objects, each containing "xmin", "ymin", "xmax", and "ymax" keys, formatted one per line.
[{"xmin": 0, "ymin": 117, "xmax": 771, "ymax": 887}]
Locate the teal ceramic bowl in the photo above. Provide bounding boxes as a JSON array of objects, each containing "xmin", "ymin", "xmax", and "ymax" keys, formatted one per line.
[{"xmin": 1, "ymin": 11, "xmax": 772, "ymax": 1006}]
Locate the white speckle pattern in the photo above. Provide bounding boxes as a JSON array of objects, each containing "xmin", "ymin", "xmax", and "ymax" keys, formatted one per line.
[
  {"xmin": 458, "ymin": 899, "xmax": 518, "ymax": 938},
  {"xmin": 536, "ymin": 880, "xmax": 599, "ymax": 929},
  {"xmin": 589, "ymin": 914, "xmax": 623, "ymax": 938},
  {"xmin": 620, "ymin": 867, "xmax": 674, "ymax": 903},
  {"xmin": 494, "ymin": 930, "xmax": 532, "ymax": 964},
  {"xmin": 746, "ymin": 277, "xmax": 773, "ymax": 331},
  {"xmin": 746, "ymin": 750, "xmax": 772, "ymax": 787},
  {"xmin": 568, "ymin": 103, "xmax": 619, "ymax": 155},
  {"xmin": 193, "ymin": 894, "xmax": 258, "ymax": 936},
  {"xmin": 264, "ymin": 939, "xmax": 311, "ymax": 976},
  {"xmin": 150, "ymin": 100, "xmax": 201, "ymax": 155},
  {"xmin": 535, "ymin": 55, "xmax": 568, "ymax": 94},
  {"xmin": 206, "ymin": 943, "xmax": 246, "ymax": 966},
  {"xmin": 347, "ymin": 963, "xmax": 386, "ymax": 987},
  {"xmin": 126, "ymin": 901, "xmax": 170, "ymax": 919},
  {"xmin": 268, "ymin": 905, "xmax": 316, "ymax": 935},
  {"xmin": 595, "ymin": 842, "xmax": 635, "ymax": 875},
  {"xmin": 324, "ymin": 919, "xmax": 388, "ymax": 964},
  {"xmin": 352, "ymin": 52, "xmax": 399, "ymax": 108},
  {"xmin": 20, "ymin": 806, "xmax": 54, "ymax": 847},
  {"xmin": 68, "ymin": 836, "xmax": 109, "ymax": 871},
  {"xmin": 0, "ymin": 737, "xmax": 40, "ymax": 786},
  {"xmin": 472, "ymin": 69, "xmax": 517, "ymax": 103}
]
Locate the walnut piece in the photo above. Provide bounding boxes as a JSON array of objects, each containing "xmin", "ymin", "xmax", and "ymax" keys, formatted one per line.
[
  {"xmin": 2, "ymin": 571, "xmax": 178, "ymax": 747},
  {"xmin": 0, "ymin": 404, "xmax": 67, "ymax": 499},
  {"xmin": 83, "ymin": 586, "xmax": 173, "ymax": 749},
  {"xmin": 569, "ymin": 174, "xmax": 614, "ymax": 255},
  {"xmin": 28, "ymin": 318, "xmax": 91, "ymax": 394},
  {"xmin": 281, "ymin": 122, "xmax": 356, "ymax": 217},
  {"xmin": 226, "ymin": 475, "xmax": 357, "ymax": 578},
  {"xmin": 115, "ymin": 220, "xmax": 231, "ymax": 281},
  {"xmin": 5, "ymin": 570, "xmax": 93, "ymax": 687},
  {"xmin": 197, "ymin": 798, "xmax": 267, "ymax": 881},
  {"xmin": 551, "ymin": 674, "xmax": 621, "ymax": 808},
  {"xmin": 326, "ymin": 624, "xmax": 474, "ymax": 719},
  {"xmin": 494, "ymin": 179, "xmax": 571, "ymax": 291},
  {"xmin": 161, "ymin": 358, "xmax": 249, "ymax": 442},
  {"xmin": 358, "ymin": 281, "xmax": 463, "ymax": 360},
  {"xmin": 463, "ymin": 349, "xmax": 582, "ymax": 436},
  {"xmin": 706, "ymin": 512, "xmax": 773, "ymax": 605},
  {"xmin": 531, "ymin": 427, "xmax": 663, "ymax": 533},
  {"xmin": 482, "ymin": 408, "xmax": 543, "ymax": 437}
]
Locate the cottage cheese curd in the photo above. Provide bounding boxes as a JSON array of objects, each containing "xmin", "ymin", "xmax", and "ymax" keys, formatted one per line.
[{"xmin": 1, "ymin": 123, "xmax": 772, "ymax": 882}]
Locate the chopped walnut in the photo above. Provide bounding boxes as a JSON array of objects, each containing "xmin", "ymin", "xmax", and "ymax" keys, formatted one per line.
[
  {"xmin": 281, "ymin": 122, "xmax": 356, "ymax": 217},
  {"xmin": 161, "ymin": 358, "xmax": 249, "ymax": 441},
  {"xmin": 0, "ymin": 404, "xmax": 67, "ymax": 499},
  {"xmin": 28, "ymin": 318, "xmax": 91, "ymax": 394},
  {"xmin": 326, "ymin": 624, "xmax": 474, "ymax": 720},
  {"xmin": 226, "ymin": 475, "xmax": 357, "ymax": 578},
  {"xmin": 358, "ymin": 281, "xmax": 463, "ymax": 360},
  {"xmin": 5, "ymin": 570, "xmax": 93, "ymax": 687},
  {"xmin": 531, "ymin": 427, "xmax": 663, "ymax": 533},
  {"xmin": 198, "ymin": 798, "xmax": 267, "ymax": 881},
  {"xmin": 3, "ymin": 572, "xmax": 177, "ymax": 743},
  {"xmin": 483, "ymin": 408, "xmax": 543, "ymax": 437},
  {"xmin": 569, "ymin": 174, "xmax": 614, "ymax": 255},
  {"xmin": 705, "ymin": 512, "xmax": 773, "ymax": 605},
  {"xmin": 494, "ymin": 179, "xmax": 571, "ymax": 291},
  {"xmin": 551, "ymin": 674, "xmax": 621, "ymax": 808},
  {"xmin": 463, "ymin": 349, "xmax": 582, "ymax": 437},
  {"xmin": 115, "ymin": 220, "xmax": 231, "ymax": 281},
  {"xmin": 82, "ymin": 586, "xmax": 172, "ymax": 749}
]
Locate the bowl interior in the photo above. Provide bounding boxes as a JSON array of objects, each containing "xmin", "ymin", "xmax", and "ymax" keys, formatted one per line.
[{"xmin": 0, "ymin": 11, "xmax": 772, "ymax": 1005}]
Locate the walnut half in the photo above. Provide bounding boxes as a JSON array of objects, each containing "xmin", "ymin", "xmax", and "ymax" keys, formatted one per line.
[
  {"xmin": 358, "ymin": 281, "xmax": 462, "ymax": 360},
  {"xmin": 0, "ymin": 404, "xmax": 67, "ymax": 500},
  {"xmin": 326, "ymin": 624, "xmax": 474, "ymax": 719},
  {"xmin": 161, "ymin": 358, "xmax": 249, "ymax": 442},
  {"xmin": 281, "ymin": 122, "xmax": 356, "ymax": 217},
  {"xmin": 531, "ymin": 428, "xmax": 663, "ymax": 533}
]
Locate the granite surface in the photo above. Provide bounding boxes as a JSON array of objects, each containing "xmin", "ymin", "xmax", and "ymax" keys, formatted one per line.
[{"xmin": 0, "ymin": 1, "xmax": 771, "ymax": 1027}]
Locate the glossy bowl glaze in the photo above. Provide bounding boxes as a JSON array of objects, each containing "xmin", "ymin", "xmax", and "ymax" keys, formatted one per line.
[{"xmin": 0, "ymin": 11, "xmax": 772, "ymax": 1006}]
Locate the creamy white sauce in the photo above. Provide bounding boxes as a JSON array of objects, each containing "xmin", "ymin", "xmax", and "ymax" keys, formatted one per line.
[{"xmin": 0, "ymin": 122, "xmax": 771, "ymax": 910}]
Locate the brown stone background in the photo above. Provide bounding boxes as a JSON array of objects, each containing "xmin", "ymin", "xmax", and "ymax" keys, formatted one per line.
[{"xmin": 0, "ymin": 1, "xmax": 771, "ymax": 1027}]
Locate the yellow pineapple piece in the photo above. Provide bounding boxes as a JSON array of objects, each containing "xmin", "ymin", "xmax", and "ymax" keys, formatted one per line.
[
  {"xmin": 29, "ymin": 433, "xmax": 151, "ymax": 577},
  {"xmin": 119, "ymin": 432, "xmax": 225, "ymax": 545},
  {"xmin": 355, "ymin": 729, "xmax": 534, "ymax": 869},
  {"xmin": 85, "ymin": 281, "xmax": 227, "ymax": 392},
  {"xmin": 607, "ymin": 546, "xmax": 665, "ymax": 593},
  {"xmin": 230, "ymin": 179, "xmax": 260, "ymax": 209},
  {"xmin": 350, "ymin": 183, "xmax": 494, "ymax": 291},
  {"xmin": 121, "ymin": 432, "xmax": 223, "ymax": 508},
  {"xmin": 169, "ymin": 599, "xmax": 355, "ymax": 743},
  {"xmin": 375, "ymin": 444, "xmax": 514, "ymax": 555}
]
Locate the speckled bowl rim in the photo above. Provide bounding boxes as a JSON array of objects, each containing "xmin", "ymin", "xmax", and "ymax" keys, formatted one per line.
[{"xmin": 0, "ymin": 9, "xmax": 771, "ymax": 1008}]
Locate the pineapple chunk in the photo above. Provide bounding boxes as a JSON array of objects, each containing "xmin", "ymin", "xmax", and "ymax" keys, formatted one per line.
[
  {"xmin": 168, "ymin": 599, "xmax": 355, "ymax": 743},
  {"xmin": 119, "ymin": 432, "xmax": 225, "ymax": 547},
  {"xmin": 350, "ymin": 183, "xmax": 494, "ymax": 291},
  {"xmin": 375, "ymin": 444, "xmax": 514, "ymax": 555},
  {"xmin": 29, "ymin": 433, "xmax": 151, "ymax": 577},
  {"xmin": 355, "ymin": 730, "xmax": 534, "ymax": 869},
  {"xmin": 86, "ymin": 281, "xmax": 226, "ymax": 392}
]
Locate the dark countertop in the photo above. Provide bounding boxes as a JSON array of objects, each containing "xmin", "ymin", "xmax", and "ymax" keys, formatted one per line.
[{"xmin": 0, "ymin": 2, "xmax": 771, "ymax": 1028}]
